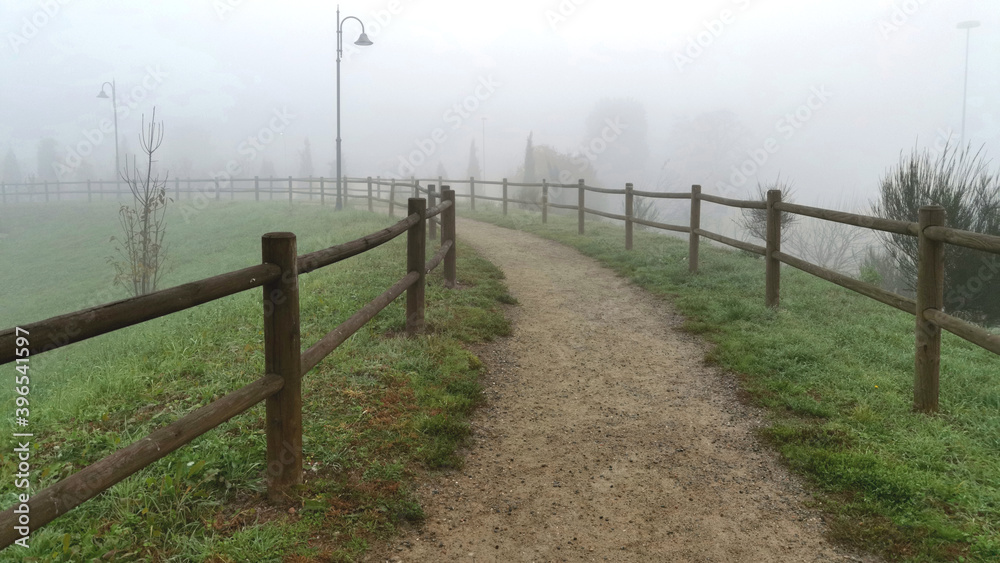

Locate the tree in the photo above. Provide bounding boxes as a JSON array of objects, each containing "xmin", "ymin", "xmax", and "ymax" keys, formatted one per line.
[
  {"xmin": 36, "ymin": 138, "xmax": 59, "ymax": 181},
  {"xmin": 298, "ymin": 137, "xmax": 314, "ymax": 177},
  {"xmin": 108, "ymin": 109, "xmax": 170, "ymax": 297},
  {"xmin": 2, "ymin": 148, "xmax": 22, "ymax": 183},
  {"xmin": 467, "ymin": 139, "xmax": 481, "ymax": 179},
  {"xmin": 735, "ymin": 177, "xmax": 798, "ymax": 242},
  {"xmin": 872, "ymin": 143, "xmax": 1000, "ymax": 324},
  {"xmin": 510, "ymin": 144, "xmax": 598, "ymax": 209},
  {"xmin": 785, "ymin": 198, "xmax": 871, "ymax": 274},
  {"xmin": 523, "ymin": 132, "xmax": 536, "ymax": 184},
  {"xmin": 661, "ymin": 110, "xmax": 753, "ymax": 193},
  {"xmin": 582, "ymin": 97, "xmax": 649, "ymax": 183},
  {"xmin": 435, "ymin": 161, "xmax": 449, "ymax": 180}
]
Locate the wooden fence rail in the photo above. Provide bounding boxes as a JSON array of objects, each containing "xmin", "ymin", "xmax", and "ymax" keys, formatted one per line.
[
  {"xmin": 5, "ymin": 175, "xmax": 999, "ymax": 409},
  {"xmin": 0, "ymin": 191, "xmax": 457, "ymax": 549},
  {"xmin": 391, "ymin": 178, "xmax": 998, "ymax": 415}
]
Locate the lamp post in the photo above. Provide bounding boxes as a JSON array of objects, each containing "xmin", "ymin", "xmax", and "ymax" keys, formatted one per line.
[
  {"xmin": 957, "ymin": 20, "xmax": 980, "ymax": 145},
  {"xmin": 97, "ymin": 79, "xmax": 120, "ymax": 179},
  {"xmin": 336, "ymin": 5, "xmax": 373, "ymax": 210}
]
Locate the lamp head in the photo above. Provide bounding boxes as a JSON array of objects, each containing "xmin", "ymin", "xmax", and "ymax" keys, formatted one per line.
[
  {"xmin": 97, "ymin": 88, "xmax": 110, "ymax": 99},
  {"xmin": 354, "ymin": 32, "xmax": 373, "ymax": 46},
  {"xmin": 957, "ymin": 20, "xmax": 981, "ymax": 29}
]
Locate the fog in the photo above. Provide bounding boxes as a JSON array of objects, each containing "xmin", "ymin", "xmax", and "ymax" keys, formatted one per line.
[{"xmin": 2, "ymin": 0, "xmax": 998, "ymax": 207}]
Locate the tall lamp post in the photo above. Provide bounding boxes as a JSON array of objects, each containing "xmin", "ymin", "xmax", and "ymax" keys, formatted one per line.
[
  {"xmin": 97, "ymin": 79, "xmax": 120, "ymax": 180},
  {"xmin": 336, "ymin": 5, "xmax": 373, "ymax": 210},
  {"xmin": 957, "ymin": 20, "xmax": 980, "ymax": 145}
]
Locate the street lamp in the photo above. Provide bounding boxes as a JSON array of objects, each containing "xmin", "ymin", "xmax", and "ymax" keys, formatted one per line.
[
  {"xmin": 336, "ymin": 5, "xmax": 373, "ymax": 210},
  {"xmin": 957, "ymin": 20, "xmax": 980, "ymax": 145},
  {"xmin": 481, "ymin": 117, "xmax": 487, "ymax": 180},
  {"xmin": 97, "ymin": 79, "xmax": 120, "ymax": 179}
]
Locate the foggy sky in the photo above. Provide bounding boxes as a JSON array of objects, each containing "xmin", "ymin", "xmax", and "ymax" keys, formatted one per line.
[{"xmin": 2, "ymin": 0, "xmax": 998, "ymax": 205}]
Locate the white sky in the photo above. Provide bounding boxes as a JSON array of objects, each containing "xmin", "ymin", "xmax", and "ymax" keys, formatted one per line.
[{"xmin": 1, "ymin": 0, "xmax": 998, "ymax": 203}]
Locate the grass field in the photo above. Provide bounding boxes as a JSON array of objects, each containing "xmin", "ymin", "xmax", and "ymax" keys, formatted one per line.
[
  {"xmin": 0, "ymin": 201, "xmax": 512, "ymax": 562},
  {"xmin": 465, "ymin": 207, "xmax": 1000, "ymax": 563}
]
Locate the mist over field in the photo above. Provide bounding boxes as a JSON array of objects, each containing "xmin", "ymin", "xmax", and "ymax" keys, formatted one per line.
[{"xmin": 2, "ymin": 0, "xmax": 997, "ymax": 207}]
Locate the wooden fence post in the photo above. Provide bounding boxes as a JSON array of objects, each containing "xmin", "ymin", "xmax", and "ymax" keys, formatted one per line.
[
  {"xmin": 406, "ymin": 198, "xmax": 427, "ymax": 336},
  {"xmin": 625, "ymin": 182, "xmax": 634, "ymax": 250},
  {"xmin": 44, "ymin": 180, "xmax": 49, "ymax": 202},
  {"xmin": 376, "ymin": 176, "xmax": 382, "ymax": 201},
  {"xmin": 85, "ymin": 180, "xmax": 91, "ymax": 203},
  {"xmin": 689, "ymin": 185, "xmax": 701, "ymax": 273},
  {"xmin": 470, "ymin": 177, "xmax": 476, "ymax": 211},
  {"xmin": 578, "ymin": 179, "xmax": 585, "ymax": 235},
  {"xmin": 411, "ymin": 176, "xmax": 417, "ymax": 199},
  {"xmin": 186, "ymin": 178, "xmax": 192, "ymax": 200},
  {"xmin": 502, "ymin": 178, "xmax": 508, "ymax": 216},
  {"xmin": 389, "ymin": 179, "xmax": 396, "ymax": 217},
  {"xmin": 255, "ymin": 176, "xmax": 260, "ymax": 202},
  {"xmin": 428, "ymin": 185, "xmax": 437, "ymax": 240},
  {"xmin": 214, "ymin": 178, "xmax": 220, "ymax": 201},
  {"xmin": 174, "ymin": 177, "xmax": 180, "ymax": 201},
  {"xmin": 268, "ymin": 176, "xmax": 274, "ymax": 200},
  {"xmin": 261, "ymin": 232, "xmax": 302, "ymax": 502},
  {"xmin": 542, "ymin": 179, "xmax": 548, "ymax": 224},
  {"xmin": 765, "ymin": 189, "xmax": 782, "ymax": 308},
  {"xmin": 230, "ymin": 177, "xmax": 235, "ymax": 200},
  {"xmin": 288, "ymin": 176, "xmax": 293, "ymax": 204},
  {"xmin": 442, "ymin": 188, "xmax": 457, "ymax": 289},
  {"xmin": 367, "ymin": 176, "xmax": 373, "ymax": 212},
  {"xmin": 914, "ymin": 205, "xmax": 946, "ymax": 413}
]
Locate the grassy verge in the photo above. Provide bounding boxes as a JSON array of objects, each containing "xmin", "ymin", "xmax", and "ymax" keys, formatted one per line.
[
  {"xmin": 465, "ymin": 206, "xmax": 1000, "ymax": 562},
  {"xmin": 0, "ymin": 201, "xmax": 511, "ymax": 562}
]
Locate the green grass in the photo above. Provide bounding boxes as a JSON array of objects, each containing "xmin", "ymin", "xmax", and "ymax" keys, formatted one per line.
[
  {"xmin": 465, "ymin": 206, "xmax": 1000, "ymax": 562},
  {"xmin": 0, "ymin": 201, "xmax": 511, "ymax": 562}
]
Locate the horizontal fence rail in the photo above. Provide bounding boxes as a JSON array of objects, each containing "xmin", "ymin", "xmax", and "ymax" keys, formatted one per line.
[
  {"xmin": 6, "ymin": 174, "xmax": 998, "ymax": 411},
  {"xmin": 0, "ymin": 188, "xmax": 459, "ymax": 550},
  {"xmin": 381, "ymin": 177, "xmax": 997, "ymax": 415}
]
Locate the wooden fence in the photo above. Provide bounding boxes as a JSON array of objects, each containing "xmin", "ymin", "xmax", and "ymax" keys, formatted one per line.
[
  {"xmin": 409, "ymin": 177, "xmax": 999, "ymax": 415},
  {"xmin": 0, "ymin": 189, "xmax": 458, "ymax": 549},
  {"xmin": 5, "ymin": 175, "xmax": 999, "ymax": 405}
]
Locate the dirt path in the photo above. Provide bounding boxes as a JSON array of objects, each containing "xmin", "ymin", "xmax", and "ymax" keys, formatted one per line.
[{"xmin": 368, "ymin": 219, "xmax": 879, "ymax": 563}]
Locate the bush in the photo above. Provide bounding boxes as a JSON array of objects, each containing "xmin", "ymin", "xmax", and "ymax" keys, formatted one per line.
[{"xmin": 872, "ymin": 143, "xmax": 1000, "ymax": 325}]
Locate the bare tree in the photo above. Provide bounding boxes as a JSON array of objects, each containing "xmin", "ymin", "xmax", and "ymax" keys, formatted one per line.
[
  {"xmin": 785, "ymin": 217, "xmax": 870, "ymax": 274},
  {"xmin": 735, "ymin": 177, "xmax": 798, "ymax": 242},
  {"xmin": 784, "ymin": 198, "xmax": 872, "ymax": 274},
  {"xmin": 108, "ymin": 108, "xmax": 170, "ymax": 296}
]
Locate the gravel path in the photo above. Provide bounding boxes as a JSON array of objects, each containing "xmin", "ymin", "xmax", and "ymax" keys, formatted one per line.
[{"xmin": 368, "ymin": 219, "xmax": 880, "ymax": 563}]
